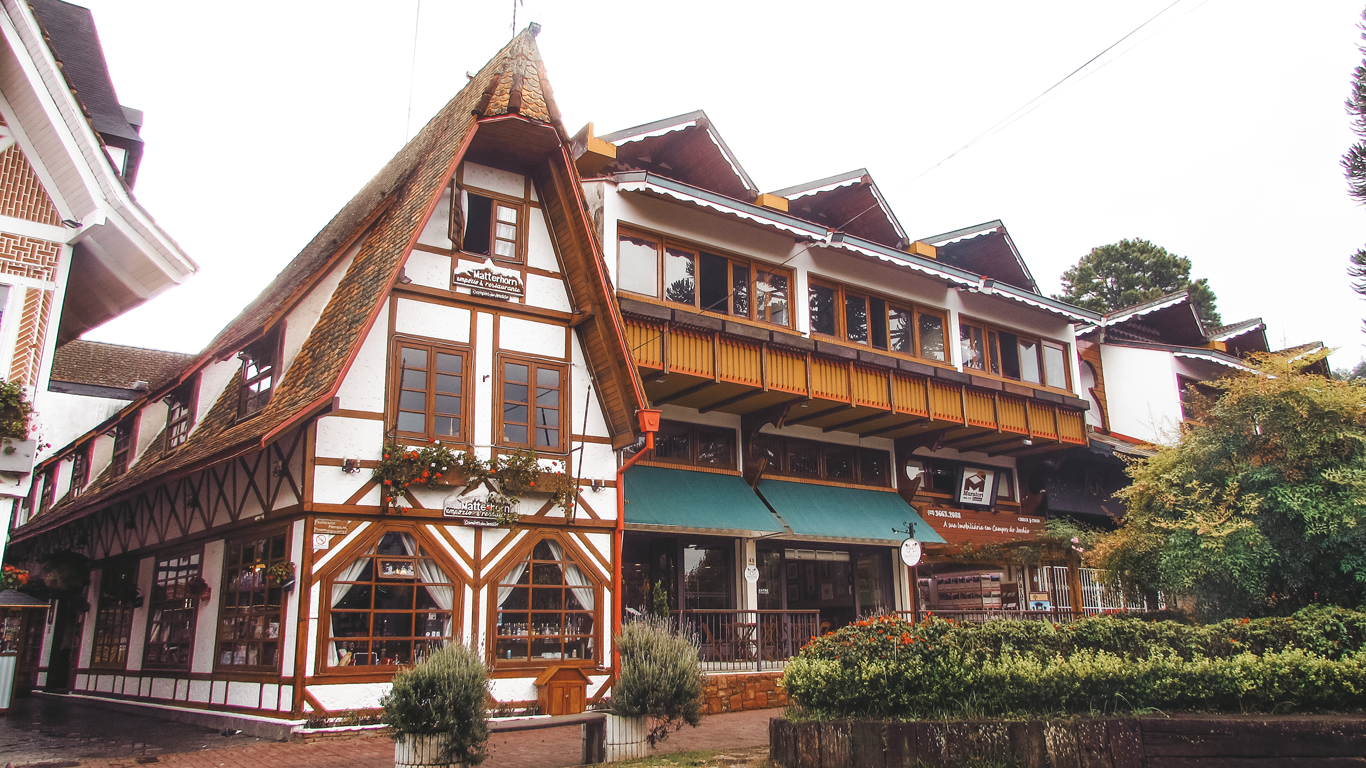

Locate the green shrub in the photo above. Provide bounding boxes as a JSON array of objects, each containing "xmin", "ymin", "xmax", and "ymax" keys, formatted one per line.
[
  {"xmin": 612, "ymin": 617, "xmax": 704, "ymax": 744},
  {"xmin": 782, "ymin": 607, "xmax": 1366, "ymax": 720},
  {"xmin": 381, "ymin": 643, "xmax": 489, "ymax": 765}
]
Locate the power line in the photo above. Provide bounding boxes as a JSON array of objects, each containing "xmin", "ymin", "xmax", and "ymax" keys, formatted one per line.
[
  {"xmin": 908, "ymin": 0, "xmax": 1190, "ymax": 184},
  {"xmin": 404, "ymin": 0, "xmax": 423, "ymax": 142}
]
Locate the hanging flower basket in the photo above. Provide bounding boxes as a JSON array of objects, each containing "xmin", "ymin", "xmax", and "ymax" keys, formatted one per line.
[
  {"xmin": 186, "ymin": 575, "xmax": 212, "ymax": 601},
  {"xmin": 267, "ymin": 562, "xmax": 295, "ymax": 591},
  {"xmin": 373, "ymin": 443, "xmax": 578, "ymax": 521},
  {"xmin": 1, "ymin": 564, "xmax": 29, "ymax": 591}
]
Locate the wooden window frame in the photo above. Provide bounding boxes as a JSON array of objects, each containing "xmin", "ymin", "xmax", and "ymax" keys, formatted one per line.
[
  {"xmin": 642, "ymin": 419, "xmax": 736, "ymax": 470},
  {"xmin": 489, "ymin": 532, "xmax": 603, "ymax": 671},
  {"xmin": 215, "ymin": 530, "xmax": 290, "ymax": 672},
  {"xmin": 90, "ymin": 559, "xmax": 139, "ymax": 670},
  {"xmin": 615, "ymin": 227, "xmax": 793, "ymax": 329},
  {"xmin": 748, "ymin": 434, "xmax": 891, "ymax": 488},
  {"xmin": 238, "ymin": 332, "xmax": 280, "ymax": 420},
  {"xmin": 142, "ymin": 548, "xmax": 203, "ymax": 671},
  {"xmin": 496, "ymin": 354, "xmax": 569, "ymax": 454},
  {"xmin": 905, "ymin": 456, "xmax": 1018, "ymax": 505},
  {"xmin": 110, "ymin": 420, "xmax": 133, "ymax": 478},
  {"xmin": 69, "ymin": 446, "xmax": 88, "ymax": 497},
  {"xmin": 457, "ymin": 187, "xmax": 527, "ymax": 265},
  {"xmin": 958, "ymin": 315, "xmax": 1073, "ymax": 393},
  {"xmin": 807, "ymin": 277, "xmax": 948, "ymax": 363},
  {"xmin": 38, "ymin": 468, "xmax": 54, "ymax": 516},
  {"xmin": 165, "ymin": 380, "xmax": 198, "ymax": 452},
  {"xmin": 317, "ymin": 523, "xmax": 463, "ymax": 677},
  {"xmin": 389, "ymin": 338, "xmax": 472, "ymax": 444}
]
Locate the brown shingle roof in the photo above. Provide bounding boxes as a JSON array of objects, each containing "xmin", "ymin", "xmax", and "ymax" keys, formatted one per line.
[
  {"xmin": 14, "ymin": 27, "xmax": 566, "ymax": 543},
  {"xmin": 50, "ymin": 340, "xmax": 194, "ymax": 391}
]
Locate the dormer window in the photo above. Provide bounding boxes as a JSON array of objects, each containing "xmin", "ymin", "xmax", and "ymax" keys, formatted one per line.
[
  {"xmin": 239, "ymin": 334, "xmax": 278, "ymax": 418},
  {"xmin": 110, "ymin": 421, "xmax": 132, "ymax": 478},
  {"xmin": 70, "ymin": 446, "xmax": 88, "ymax": 496},
  {"xmin": 165, "ymin": 382, "xmax": 196, "ymax": 450}
]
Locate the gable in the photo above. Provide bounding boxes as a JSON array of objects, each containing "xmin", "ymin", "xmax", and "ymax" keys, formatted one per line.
[{"xmin": 0, "ymin": 142, "xmax": 60, "ymax": 226}]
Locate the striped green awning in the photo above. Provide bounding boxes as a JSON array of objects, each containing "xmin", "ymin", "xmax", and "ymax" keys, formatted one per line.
[
  {"xmin": 623, "ymin": 465, "xmax": 784, "ymax": 534},
  {"xmin": 755, "ymin": 479, "xmax": 946, "ymax": 544}
]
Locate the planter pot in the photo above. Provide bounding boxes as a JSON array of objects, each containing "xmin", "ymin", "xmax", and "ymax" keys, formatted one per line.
[
  {"xmin": 439, "ymin": 470, "xmax": 471, "ymax": 487},
  {"xmin": 605, "ymin": 714, "xmax": 650, "ymax": 762},
  {"xmin": 394, "ymin": 732, "xmax": 463, "ymax": 768},
  {"xmin": 0, "ymin": 438, "xmax": 36, "ymax": 473}
]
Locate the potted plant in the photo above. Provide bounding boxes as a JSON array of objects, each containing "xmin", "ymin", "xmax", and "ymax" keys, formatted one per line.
[
  {"xmin": 0, "ymin": 380, "xmax": 35, "ymax": 472},
  {"xmin": 608, "ymin": 617, "xmax": 704, "ymax": 760},
  {"xmin": 267, "ymin": 562, "xmax": 296, "ymax": 591},
  {"xmin": 382, "ymin": 643, "xmax": 489, "ymax": 768},
  {"xmin": 186, "ymin": 575, "xmax": 212, "ymax": 601},
  {"xmin": 1, "ymin": 563, "xmax": 29, "ymax": 591}
]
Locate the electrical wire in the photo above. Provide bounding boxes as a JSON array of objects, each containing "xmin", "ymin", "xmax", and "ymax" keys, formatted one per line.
[{"xmin": 404, "ymin": 0, "xmax": 422, "ymax": 142}]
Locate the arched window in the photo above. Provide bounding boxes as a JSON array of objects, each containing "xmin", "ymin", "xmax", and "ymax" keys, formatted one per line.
[
  {"xmin": 324, "ymin": 530, "xmax": 459, "ymax": 669},
  {"xmin": 493, "ymin": 538, "xmax": 599, "ymax": 666}
]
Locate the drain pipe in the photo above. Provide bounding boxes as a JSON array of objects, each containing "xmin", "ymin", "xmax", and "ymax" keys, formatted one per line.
[{"xmin": 614, "ymin": 409, "xmax": 660, "ymax": 677}]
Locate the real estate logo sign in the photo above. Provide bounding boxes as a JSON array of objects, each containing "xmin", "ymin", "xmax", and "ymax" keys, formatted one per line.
[{"xmin": 923, "ymin": 507, "xmax": 1043, "ymax": 545}]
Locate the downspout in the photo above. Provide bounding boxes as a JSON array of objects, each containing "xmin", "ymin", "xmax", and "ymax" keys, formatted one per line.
[{"xmin": 613, "ymin": 409, "xmax": 660, "ymax": 677}]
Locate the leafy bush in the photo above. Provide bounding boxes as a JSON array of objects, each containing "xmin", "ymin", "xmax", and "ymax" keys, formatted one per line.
[
  {"xmin": 381, "ymin": 643, "xmax": 489, "ymax": 765},
  {"xmin": 0, "ymin": 380, "xmax": 32, "ymax": 441},
  {"xmin": 612, "ymin": 617, "xmax": 704, "ymax": 744},
  {"xmin": 782, "ymin": 607, "xmax": 1366, "ymax": 719}
]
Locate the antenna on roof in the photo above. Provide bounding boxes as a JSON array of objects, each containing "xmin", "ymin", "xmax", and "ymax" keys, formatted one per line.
[{"xmin": 510, "ymin": 0, "xmax": 523, "ymax": 33}]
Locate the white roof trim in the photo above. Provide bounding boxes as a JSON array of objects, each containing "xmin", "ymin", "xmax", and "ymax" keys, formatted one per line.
[
  {"xmin": 608, "ymin": 119, "xmax": 698, "ymax": 145},
  {"xmin": 1173, "ymin": 349, "xmax": 1250, "ymax": 372},
  {"xmin": 927, "ymin": 225, "xmax": 1001, "ymax": 247},
  {"xmin": 1207, "ymin": 322, "xmax": 1265, "ymax": 342},
  {"xmin": 1102, "ymin": 293, "xmax": 1189, "ymax": 327},
  {"xmin": 618, "ymin": 179, "xmax": 825, "ymax": 240},
  {"xmin": 701, "ymin": 127, "xmax": 753, "ymax": 193},
  {"xmin": 783, "ymin": 176, "xmax": 861, "ymax": 200},
  {"xmin": 825, "ymin": 240, "xmax": 977, "ymax": 289}
]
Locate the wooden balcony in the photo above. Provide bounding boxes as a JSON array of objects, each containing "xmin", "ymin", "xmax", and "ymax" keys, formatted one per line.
[{"xmin": 622, "ymin": 304, "xmax": 1088, "ymax": 457}]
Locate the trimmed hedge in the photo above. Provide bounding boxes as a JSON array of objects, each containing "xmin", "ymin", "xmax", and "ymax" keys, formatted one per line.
[{"xmin": 781, "ymin": 606, "xmax": 1366, "ymax": 719}]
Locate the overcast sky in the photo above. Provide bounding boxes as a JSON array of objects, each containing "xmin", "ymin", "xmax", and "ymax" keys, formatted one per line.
[{"xmin": 75, "ymin": 0, "xmax": 1366, "ymax": 367}]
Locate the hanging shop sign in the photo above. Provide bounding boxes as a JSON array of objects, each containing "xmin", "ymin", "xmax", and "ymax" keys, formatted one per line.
[
  {"xmin": 442, "ymin": 488, "xmax": 512, "ymax": 526},
  {"xmin": 922, "ymin": 507, "xmax": 1044, "ymax": 546},
  {"xmin": 900, "ymin": 538, "xmax": 923, "ymax": 567},
  {"xmin": 453, "ymin": 259, "xmax": 524, "ymax": 300}
]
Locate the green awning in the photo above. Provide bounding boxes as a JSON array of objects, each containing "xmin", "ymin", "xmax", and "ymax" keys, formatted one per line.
[
  {"xmin": 755, "ymin": 479, "xmax": 947, "ymax": 544},
  {"xmin": 624, "ymin": 465, "xmax": 784, "ymax": 534}
]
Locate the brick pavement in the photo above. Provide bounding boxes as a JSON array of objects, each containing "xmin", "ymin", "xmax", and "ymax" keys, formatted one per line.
[{"xmin": 13, "ymin": 707, "xmax": 776, "ymax": 768}]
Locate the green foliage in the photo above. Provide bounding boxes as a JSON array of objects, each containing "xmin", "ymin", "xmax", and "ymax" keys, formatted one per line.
[
  {"xmin": 0, "ymin": 379, "xmax": 32, "ymax": 442},
  {"xmin": 1346, "ymin": 11, "xmax": 1366, "ymax": 319},
  {"xmin": 649, "ymin": 579, "xmax": 671, "ymax": 618},
  {"xmin": 380, "ymin": 643, "xmax": 489, "ymax": 765},
  {"xmin": 373, "ymin": 441, "xmax": 461, "ymax": 510},
  {"xmin": 374, "ymin": 442, "xmax": 573, "ymax": 523},
  {"xmin": 1092, "ymin": 350, "xmax": 1366, "ymax": 620},
  {"xmin": 1052, "ymin": 238, "xmax": 1220, "ymax": 326},
  {"xmin": 781, "ymin": 609, "xmax": 1366, "ymax": 720},
  {"xmin": 612, "ymin": 617, "xmax": 704, "ymax": 745}
]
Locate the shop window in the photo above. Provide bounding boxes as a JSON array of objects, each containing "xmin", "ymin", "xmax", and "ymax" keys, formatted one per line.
[
  {"xmin": 683, "ymin": 543, "xmax": 731, "ymax": 610},
  {"xmin": 808, "ymin": 278, "xmax": 945, "ymax": 361},
  {"xmin": 905, "ymin": 457, "xmax": 1015, "ymax": 503},
  {"xmin": 462, "ymin": 192, "xmax": 522, "ymax": 262},
  {"xmin": 144, "ymin": 551, "xmax": 202, "ymax": 669},
  {"xmin": 238, "ymin": 333, "xmax": 278, "ymax": 419},
  {"xmin": 38, "ymin": 469, "xmax": 54, "ymax": 516},
  {"xmin": 616, "ymin": 229, "xmax": 791, "ymax": 327},
  {"xmin": 217, "ymin": 532, "xmax": 288, "ymax": 670},
  {"xmin": 69, "ymin": 447, "xmax": 88, "ymax": 497},
  {"xmin": 165, "ymin": 381, "xmax": 196, "ymax": 450},
  {"xmin": 494, "ymin": 538, "xmax": 597, "ymax": 665},
  {"xmin": 326, "ymin": 531, "xmax": 456, "ymax": 669},
  {"xmin": 646, "ymin": 420, "xmax": 735, "ymax": 469},
  {"xmin": 110, "ymin": 420, "xmax": 133, "ymax": 478},
  {"xmin": 393, "ymin": 341, "xmax": 468, "ymax": 441},
  {"xmin": 90, "ymin": 559, "xmax": 138, "ymax": 669},
  {"xmin": 996, "ymin": 468, "xmax": 1016, "ymax": 501},
  {"xmin": 748, "ymin": 434, "xmax": 890, "ymax": 487},
  {"xmin": 962, "ymin": 319, "xmax": 1071, "ymax": 390},
  {"xmin": 499, "ymin": 358, "xmax": 566, "ymax": 452}
]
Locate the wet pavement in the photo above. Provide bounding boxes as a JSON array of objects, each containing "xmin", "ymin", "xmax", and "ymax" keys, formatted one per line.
[{"xmin": 0, "ymin": 695, "xmax": 274, "ymax": 765}]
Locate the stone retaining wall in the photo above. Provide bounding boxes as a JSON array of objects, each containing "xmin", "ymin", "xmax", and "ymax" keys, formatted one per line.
[
  {"xmin": 701, "ymin": 671, "xmax": 787, "ymax": 714},
  {"xmin": 769, "ymin": 715, "xmax": 1366, "ymax": 768}
]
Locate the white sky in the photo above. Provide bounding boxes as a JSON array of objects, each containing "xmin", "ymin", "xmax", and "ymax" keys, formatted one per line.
[{"xmin": 75, "ymin": 0, "xmax": 1366, "ymax": 367}]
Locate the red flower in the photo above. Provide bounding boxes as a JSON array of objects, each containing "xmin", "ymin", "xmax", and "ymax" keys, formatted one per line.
[{"xmin": 384, "ymin": 480, "xmax": 392, "ymax": 486}]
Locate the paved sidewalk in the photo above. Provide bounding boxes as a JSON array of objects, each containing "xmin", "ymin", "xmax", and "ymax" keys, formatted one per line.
[{"xmin": 7, "ymin": 706, "xmax": 777, "ymax": 768}]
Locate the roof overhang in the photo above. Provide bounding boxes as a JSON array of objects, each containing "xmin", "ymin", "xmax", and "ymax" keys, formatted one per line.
[{"xmin": 599, "ymin": 110, "xmax": 758, "ymax": 200}]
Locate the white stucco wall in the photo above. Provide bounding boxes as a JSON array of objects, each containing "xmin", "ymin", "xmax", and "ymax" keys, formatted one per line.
[{"xmin": 1099, "ymin": 345, "xmax": 1181, "ymax": 444}]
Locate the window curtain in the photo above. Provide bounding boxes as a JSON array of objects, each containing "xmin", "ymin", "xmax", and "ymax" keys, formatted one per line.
[
  {"xmin": 497, "ymin": 558, "xmax": 530, "ymax": 609},
  {"xmin": 544, "ymin": 540, "xmax": 595, "ymax": 611},
  {"xmin": 400, "ymin": 533, "xmax": 454, "ymax": 639},
  {"xmin": 329, "ymin": 553, "xmax": 372, "ymax": 666}
]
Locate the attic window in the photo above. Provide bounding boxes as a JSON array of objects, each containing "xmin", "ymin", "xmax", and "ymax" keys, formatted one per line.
[
  {"xmin": 70, "ymin": 446, "xmax": 89, "ymax": 496},
  {"xmin": 239, "ymin": 334, "xmax": 278, "ymax": 419},
  {"xmin": 461, "ymin": 193, "xmax": 522, "ymax": 263},
  {"xmin": 165, "ymin": 381, "xmax": 196, "ymax": 450},
  {"xmin": 110, "ymin": 420, "xmax": 133, "ymax": 478}
]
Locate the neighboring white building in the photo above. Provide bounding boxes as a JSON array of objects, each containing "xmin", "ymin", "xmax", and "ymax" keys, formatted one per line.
[{"xmin": 0, "ymin": 0, "xmax": 196, "ymax": 563}]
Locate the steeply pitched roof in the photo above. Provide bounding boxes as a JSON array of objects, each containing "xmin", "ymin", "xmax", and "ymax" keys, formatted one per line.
[
  {"xmin": 598, "ymin": 110, "xmax": 757, "ymax": 201},
  {"xmin": 50, "ymin": 340, "xmax": 194, "ymax": 391},
  {"xmin": 920, "ymin": 220, "xmax": 1039, "ymax": 294},
  {"xmin": 28, "ymin": 0, "xmax": 141, "ymax": 145},
  {"xmin": 15, "ymin": 26, "xmax": 626, "ymax": 543},
  {"xmin": 772, "ymin": 169, "xmax": 908, "ymax": 250}
]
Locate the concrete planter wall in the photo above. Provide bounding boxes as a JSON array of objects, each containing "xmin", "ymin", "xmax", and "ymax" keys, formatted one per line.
[
  {"xmin": 394, "ymin": 732, "xmax": 461, "ymax": 768},
  {"xmin": 0, "ymin": 438, "xmax": 36, "ymax": 473},
  {"xmin": 769, "ymin": 715, "xmax": 1366, "ymax": 768},
  {"xmin": 605, "ymin": 713, "xmax": 650, "ymax": 762}
]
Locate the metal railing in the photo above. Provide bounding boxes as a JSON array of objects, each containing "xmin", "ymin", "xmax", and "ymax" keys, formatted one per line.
[
  {"xmin": 670, "ymin": 609, "xmax": 822, "ymax": 672},
  {"xmin": 894, "ymin": 609, "xmax": 1086, "ymax": 624}
]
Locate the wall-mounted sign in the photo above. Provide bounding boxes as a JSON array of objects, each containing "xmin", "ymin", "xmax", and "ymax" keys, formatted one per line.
[
  {"xmin": 314, "ymin": 518, "xmax": 351, "ymax": 535},
  {"xmin": 442, "ymin": 488, "xmax": 512, "ymax": 526},
  {"xmin": 956, "ymin": 467, "xmax": 997, "ymax": 506},
  {"xmin": 453, "ymin": 258, "xmax": 524, "ymax": 300},
  {"xmin": 923, "ymin": 507, "xmax": 1044, "ymax": 546},
  {"xmin": 900, "ymin": 538, "xmax": 923, "ymax": 567},
  {"xmin": 743, "ymin": 565, "xmax": 760, "ymax": 584}
]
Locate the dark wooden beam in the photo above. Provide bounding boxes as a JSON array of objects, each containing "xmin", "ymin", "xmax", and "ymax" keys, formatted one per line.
[
  {"xmin": 894, "ymin": 427, "xmax": 955, "ymax": 455},
  {"xmin": 987, "ymin": 437, "xmax": 1062, "ymax": 457},
  {"xmin": 784, "ymin": 403, "xmax": 849, "ymax": 427},
  {"xmin": 823, "ymin": 411, "xmax": 891, "ymax": 433},
  {"xmin": 652, "ymin": 380, "xmax": 718, "ymax": 406},
  {"xmin": 699, "ymin": 389, "xmax": 769, "ymax": 414},
  {"xmin": 967, "ymin": 436, "xmax": 1034, "ymax": 455},
  {"xmin": 859, "ymin": 417, "xmax": 928, "ymax": 438}
]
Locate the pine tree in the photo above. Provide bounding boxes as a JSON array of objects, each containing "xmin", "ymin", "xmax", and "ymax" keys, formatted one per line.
[
  {"xmin": 1053, "ymin": 238, "xmax": 1222, "ymax": 326},
  {"xmin": 1343, "ymin": 9, "xmax": 1366, "ymax": 325}
]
